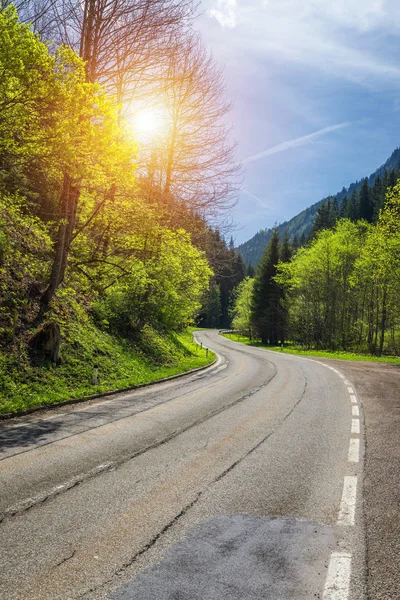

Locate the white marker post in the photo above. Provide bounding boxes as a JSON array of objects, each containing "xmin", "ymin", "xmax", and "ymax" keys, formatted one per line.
[{"xmin": 91, "ymin": 365, "xmax": 99, "ymax": 385}]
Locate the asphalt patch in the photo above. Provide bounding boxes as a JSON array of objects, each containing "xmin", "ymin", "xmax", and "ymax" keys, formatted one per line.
[{"xmin": 110, "ymin": 515, "xmax": 335, "ymax": 599}]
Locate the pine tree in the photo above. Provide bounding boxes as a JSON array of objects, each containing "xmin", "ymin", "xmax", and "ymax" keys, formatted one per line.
[
  {"xmin": 278, "ymin": 230, "xmax": 292, "ymax": 344},
  {"xmin": 359, "ymin": 178, "xmax": 374, "ymax": 222},
  {"xmin": 246, "ymin": 263, "xmax": 255, "ymax": 278},
  {"xmin": 348, "ymin": 189, "xmax": 359, "ymax": 221},
  {"xmin": 280, "ymin": 229, "xmax": 292, "ymax": 263},
  {"xmin": 251, "ymin": 228, "xmax": 281, "ymax": 344},
  {"xmin": 332, "ymin": 196, "xmax": 339, "ymax": 220},
  {"xmin": 371, "ymin": 176, "xmax": 384, "ymax": 221},
  {"xmin": 340, "ymin": 195, "xmax": 348, "ymax": 218},
  {"xmin": 310, "ymin": 198, "xmax": 338, "ymax": 237}
]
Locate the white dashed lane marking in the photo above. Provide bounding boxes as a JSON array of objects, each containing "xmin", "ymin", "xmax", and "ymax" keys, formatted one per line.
[
  {"xmin": 348, "ymin": 438, "xmax": 360, "ymax": 463},
  {"xmin": 323, "ymin": 552, "xmax": 352, "ymax": 600},
  {"xmin": 337, "ymin": 475, "xmax": 358, "ymax": 526},
  {"xmin": 286, "ymin": 359, "xmax": 359, "ymax": 599}
]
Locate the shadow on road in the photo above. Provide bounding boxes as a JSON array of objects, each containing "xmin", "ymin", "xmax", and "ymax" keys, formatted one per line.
[{"xmin": 0, "ymin": 419, "xmax": 64, "ymax": 455}]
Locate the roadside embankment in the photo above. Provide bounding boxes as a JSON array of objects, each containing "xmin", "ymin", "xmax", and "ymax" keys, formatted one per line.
[{"xmin": 0, "ymin": 326, "xmax": 214, "ymax": 416}]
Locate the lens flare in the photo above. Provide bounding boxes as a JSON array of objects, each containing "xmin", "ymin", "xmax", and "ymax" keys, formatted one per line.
[{"xmin": 130, "ymin": 107, "xmax": 168, "ymax": 141}]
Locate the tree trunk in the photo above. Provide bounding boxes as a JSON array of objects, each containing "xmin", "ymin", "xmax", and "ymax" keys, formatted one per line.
[
  {"xmin": 164, "ymin": 118, "xmax": 178, "ymax": 196},
  {"xmin": 40, "ymin": 173, "xmax": 80, "ymax": 311},
  {"xmin": 379, "ymin": 287, "xmax": 387, "ymax": 355}
]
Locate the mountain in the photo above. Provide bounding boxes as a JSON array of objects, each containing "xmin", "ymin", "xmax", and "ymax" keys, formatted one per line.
[{"xmin": 237, "ymin": 147, "xmax": 400, "ymax": 267}]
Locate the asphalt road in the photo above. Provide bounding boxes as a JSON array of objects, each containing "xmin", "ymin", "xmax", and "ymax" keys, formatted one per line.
[
  {"xmin": 315, "ymin": 357, "xmax": 400, "ymax": 600},
  {"xmin": 0, "ymin": 331, "xmax": 365, "ymax": 599}
]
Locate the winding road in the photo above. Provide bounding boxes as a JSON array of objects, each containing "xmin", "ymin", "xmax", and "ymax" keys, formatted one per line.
[{"xmin": 0, "ymin": 330, "xmax": 366, "ymax": 599}]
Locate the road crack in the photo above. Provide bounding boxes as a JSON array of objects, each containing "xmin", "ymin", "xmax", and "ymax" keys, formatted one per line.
[
  {"xmin": 0, "ymin": 362, "xmax": 278, "ymax": 523},
  {"xmin": 54, "ymin": 549, "xmax": 76, "ymax": 568},
  {"xmin": 79, "ymin": 368, "xmax": 309, "ymax": 599}
]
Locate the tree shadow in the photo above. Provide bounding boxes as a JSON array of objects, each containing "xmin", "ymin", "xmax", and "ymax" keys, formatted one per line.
[{"xmin": 0, "ymin": 419, "xmax": 64, "ymax": 455}]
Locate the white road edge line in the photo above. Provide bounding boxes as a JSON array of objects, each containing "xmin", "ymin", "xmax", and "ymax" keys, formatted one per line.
[
  {"xmin": 351, "ymin": 418, "xmax": 360, "ymax": 434},
  {"xmin": 349, "ymin": 394, "xmax": 357, "ymax": 404},
  {"xmin": 347, "ymin": 386, "xmax": 355, "ymax": 394},
  {"xmin": 337, "ymin": 476, "xmax": 357, "ymax": 525},
  {"xmin": 352, "ymin": 405, "xmax": 360, "ymax": 417},
  {"xmin": 323, "ymin": 551, "xmax": 352, "ymax": 599},
  {"xmin": 348, "ymin": 438, "xmax": 360, "ymax": 463}
]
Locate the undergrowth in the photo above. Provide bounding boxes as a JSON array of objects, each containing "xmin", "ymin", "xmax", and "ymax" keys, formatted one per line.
[
  {"xmin": 222, "ymin": 333, "xmax": 400, "ymax": 365},
  {"xmin": 0, "ymin": 323, "xmax": 214, "ymax": 415}
]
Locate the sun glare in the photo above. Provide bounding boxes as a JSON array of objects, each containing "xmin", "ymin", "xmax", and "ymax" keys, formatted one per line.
[{"xmin": 130, "ymin": 107, "xmax": 168, "ymax": 142}]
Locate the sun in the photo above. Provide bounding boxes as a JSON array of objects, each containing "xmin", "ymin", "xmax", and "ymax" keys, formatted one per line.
[{"xmin": 129, "ymin": 107, "xmax": 168, "ymax": 142}]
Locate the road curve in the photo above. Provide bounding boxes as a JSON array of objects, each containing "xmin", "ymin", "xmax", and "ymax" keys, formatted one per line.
[{"xmin": 0, "ymin": 331, "xmax": 365, "ymax": 599}]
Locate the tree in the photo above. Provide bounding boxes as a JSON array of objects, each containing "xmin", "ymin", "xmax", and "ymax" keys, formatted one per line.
[
  {"xmin": 17, "ymin": 0, "xmax": 195, "ymax": 100},
  {"xmin": 310, "ymin": 198, "xmax": 338, "ymax": 237},
  {"xmin": 231, "ymin": 277, "xmax": 254, "ymax": 338},
  {"xmin": 358, "ymin": 178, "xmax": 374, "ymax": 222},
  {"xmin": 251, "ymin": 228, "xmax": 281, "ymax": 344},
  {"xmin": 197, "ymin": 228, "xmax": 245, "ymax": 328},
  {"xmin": 39, "ymin": 48, "xmax": 134, "ymax": 311},
  {"xmin": 278, "ymin": 230, "xmax": 292, "ymax": 343},
  {"xmin": 340, "ymin": 195, "xmax": 348, "ymax": 218},
  {"xmin": 198, "ymin": 283, "xmax": 221, "ymax": 328},
  {"xmin": 348, "ymin": 189, "xmax": 359, "ymax": 221},
  {"xmin": 276, "ymin": 220, "xmax": 365, "ymax": 350},
  {"xmin": 0, "ymin": 5, "xmax": 54, "ymax": 199},
  {"xmin": 143, "ymin": 34, "xmax": 240, "ymax": 217}
]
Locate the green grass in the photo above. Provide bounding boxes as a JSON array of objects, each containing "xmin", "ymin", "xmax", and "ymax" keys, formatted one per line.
[
  {"xmin": 222, "ymin": 332, "xmax": 400, "ymax": 365},
  {"xmin": 0, "ymin": 325, "xmax": 215, "ymax": 416}
]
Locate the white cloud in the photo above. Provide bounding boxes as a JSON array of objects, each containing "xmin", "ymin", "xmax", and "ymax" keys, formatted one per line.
[
  {"xmin": 243, "ymin": 123, "xmax": 351, "ymax": 164},
  {"xmin": 206, "ymin": 0, "xmax": 400, "ymax": 83},
  {"xmin": 209, "ymin": 0, "xmax": 237, "ymax": 28}
]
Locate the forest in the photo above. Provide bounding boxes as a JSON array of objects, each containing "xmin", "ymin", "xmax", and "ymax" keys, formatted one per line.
[
  {"xmin": 0, "ymin": 2, "xmax": 245, "ymax": 413},
  {"xmin": 2, "ymin": 1, "xmax": 399, "ymax": 417},
  {"xmin": 232, "ymin": 174, "xmax": 400, "ymax": 356},
  {"xmin": 238, "ymin": 146, "xmax": 400, "ymax": 267}
]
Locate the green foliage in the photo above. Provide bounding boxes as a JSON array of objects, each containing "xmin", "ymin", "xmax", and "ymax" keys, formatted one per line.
[
  {"xmin": 0, "ymin": 8, "xmax": 217, "ymax": 415},
  {"xmin": 251, "ymin": 228, "xmax": 281, "ymax": 344},
  {"xmin": 0, "ymin": 194, "xmax": 52, "ymax": 340},
  {"xmin": 0, "ymin": 5, "xmax": 54, "ymax": 195},
  {"xmin": 92, "ymin": 228, "xmax": 212, "ymax": 334},
  {"xmin": 222, "ymin": 332, "xmax": 400, "ymax": 364},
  {"xmin": 197, "ymin": 228, "xmax": 245, "ymax": 329},
  {"xmin": 275, "ymin": 197, "xmax": 400, "ymax": 354},
  {"xmin": 231, "ymin": 277, "xmax": 254, "ymax": 336},
  {"xmin": 238, "ymin": 147, "xmax": 400, "ymax": 268},
  {"xmin": 199, "ymin": 283, "xmax": 222, "ymax": 328},
  {"xmin": 0, "ymin": 323, "xmax": 214, "ymax": 414}
]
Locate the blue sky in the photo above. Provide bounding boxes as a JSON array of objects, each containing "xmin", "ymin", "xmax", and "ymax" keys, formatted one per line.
[{"xmin": 198, "ymin": 0, "xmax": 400, "ymax": 243}]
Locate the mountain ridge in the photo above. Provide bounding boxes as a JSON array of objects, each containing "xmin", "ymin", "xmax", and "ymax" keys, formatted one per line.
[{"xmin": 237, "ymin": 147, "xmax": 400, "ymax": 266}]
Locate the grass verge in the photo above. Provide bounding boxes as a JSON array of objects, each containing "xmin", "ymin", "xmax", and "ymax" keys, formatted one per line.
[
  {"xmin": 222, "ymin": 332, "xmax": 400, "ymax": 365},
  {"xmin": 0, "ymin": 326, "xmax": 214, "ymax": 416}
]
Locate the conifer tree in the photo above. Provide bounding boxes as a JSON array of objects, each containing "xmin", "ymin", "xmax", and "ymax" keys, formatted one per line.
[
  {"xmin": 359, "ymin": 178, "xmax": 374, "ymax": 222},
  {"xmin": 278, "ymin": 230, "xmax": 292, "ymax": 344},
  {"xmin": 348, "ymin": 189, "xmax": 359, "ymax": 221},
  {"xmin": 246, "ymin": 263, "xmax": 255, "ymax": 278},
  {"xmin": 340, "ymin": 195, "xmax": 348, "ymax": 218},
  {"xmin": 292, "ymin": 233, "xmax": 299, "ymax": 250},
  {"xmin": 310, "ymin": 198, "xmax": 338, "ymax": 237},
  {"xmin": 251, "ymin": 228, "xmax": 280, "ymax": 344}
]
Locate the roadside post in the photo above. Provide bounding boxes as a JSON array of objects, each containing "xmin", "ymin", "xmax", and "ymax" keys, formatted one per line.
[{"xmin": 91, "ymin": 364, "xmax": 99, "ymax": 385}]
